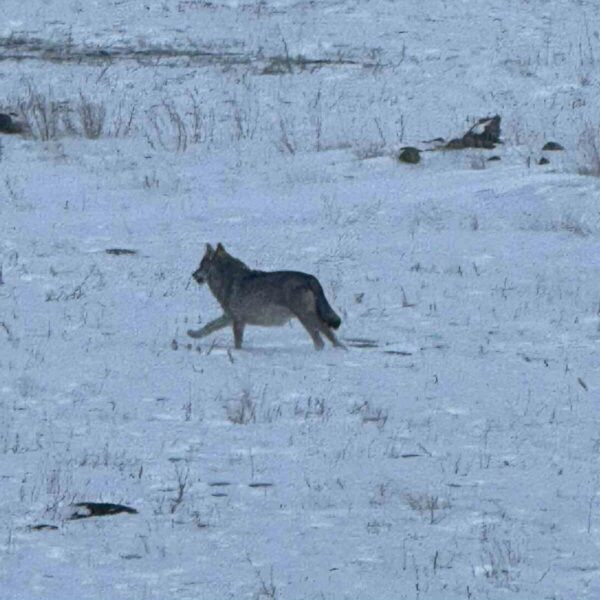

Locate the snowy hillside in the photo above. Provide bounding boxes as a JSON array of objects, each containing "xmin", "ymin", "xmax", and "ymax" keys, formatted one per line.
[{"xmin": 2, "ymin": 1, "xmax": 600, "ymax": 599}]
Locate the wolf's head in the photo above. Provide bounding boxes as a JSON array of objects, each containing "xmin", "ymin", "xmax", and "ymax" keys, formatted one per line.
[{"xmin": 192, "ymin": 243, "xmax": 226, "ymax": 284}]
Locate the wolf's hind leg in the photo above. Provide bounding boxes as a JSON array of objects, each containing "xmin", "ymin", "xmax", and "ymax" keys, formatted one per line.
[
  {"xmin": 317, "ymin": 321, "xmax": 346, "ymax": 349},
  {"xmin": 294, "ymin": 314, "xmax": 325, "ymax": 350},
  {"xmin": 187, "ymin": 314, "xmax": 232, "ymax": 339}
]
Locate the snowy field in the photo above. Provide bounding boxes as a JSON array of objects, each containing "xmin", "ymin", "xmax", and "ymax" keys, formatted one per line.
[{"xmin": 2, "ymin": 1, "xmax": 600, "ymax": 598}]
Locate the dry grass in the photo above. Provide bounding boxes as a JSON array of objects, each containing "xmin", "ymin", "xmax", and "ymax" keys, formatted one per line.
[{"xmin": 14, "ymin": 87, "xmax": 107, "ymax": 140}]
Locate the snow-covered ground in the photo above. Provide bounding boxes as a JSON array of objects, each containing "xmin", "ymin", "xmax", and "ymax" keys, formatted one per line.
[{"xmin": 2, "ymin": 1, "xmax": 600, "ymax": 598}]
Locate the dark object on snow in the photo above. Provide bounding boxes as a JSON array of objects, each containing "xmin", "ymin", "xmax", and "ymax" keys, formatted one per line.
[
  {"xmin": 28, "ymin": 523, "xmax": 59, "ymax": 531},
  {"xmin": 0, "ymin": 113, "xmax": 24, "ymax": 134},
  {"xmin": 487, "ymin": 156, "xmax": 501, "ymax": 161},
  {"xmin": 105, "ymin": 248, "xmax": 137, "ymax": 256},
  {"xmin": 542, "ymin": 141, "xmax": 564, "ymax": 151},
  {"xmin": 344, "ymin": 337, "xmax": 378, "ymax": 348},
  {"xmin": 444, "ymin": 138, "xmax": 468, "ymax": 149},
  {"xmin": 445, "ymin": 115, "xmax": 501, "ymax": 150},
  {"xmin": 398, "ymin": 147, "xmax": 421, "ymax": 164},
  {"xmin": 538, "ymin": 157, "xmax": 550, "ymax": 165},
  {"xmin": 69, "ymin": 502, "xmax": 138, "ymax": 520}
]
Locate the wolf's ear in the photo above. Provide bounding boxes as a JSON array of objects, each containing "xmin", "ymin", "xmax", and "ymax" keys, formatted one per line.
[
  {"xmin": 216, "ymin": 242, "xmax": 225, "ymax": 254},
  {"xmin": 205, "ymin": 243, "xmax": 214, "ymax": 256}
]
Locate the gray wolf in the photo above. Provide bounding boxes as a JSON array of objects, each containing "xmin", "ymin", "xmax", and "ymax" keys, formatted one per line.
[{"xmin": 188, "ymin": 243, "xmax": 343, "ymax": 350}]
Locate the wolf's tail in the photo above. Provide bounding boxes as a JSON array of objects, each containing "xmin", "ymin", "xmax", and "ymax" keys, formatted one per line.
[{"xmin": 310, "ymin": 278, "xmax": 341, "ymax": 329}]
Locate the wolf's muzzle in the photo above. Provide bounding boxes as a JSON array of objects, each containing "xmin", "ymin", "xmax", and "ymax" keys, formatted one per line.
[{"xmin": 192, "ymin": 269, "xmax": 205, "ymax": 284}]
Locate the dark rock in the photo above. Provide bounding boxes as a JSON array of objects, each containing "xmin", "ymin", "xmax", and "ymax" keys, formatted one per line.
[
  {"xmin": 461, "ymin": 135, "xmax": 496, "ymax": 149},
  {"xmin": 445, "ymin": 138, "xmax": 467, "ymax": 149},
  {"xmin": 69, "ymin": 502, "xmax": 138, "ymax": 520},
  {"xmin": 538, "ymin": 157, "xmax": 550, "ymax": 165},
  {"xmin": 0, "ymin": 113, "xmax": 24, "ymax": 134},
  {"xmin": 0, "ymin": 114, "xmax": 12, "ymax": 131},
  {"xmin": 398, "ymin": 146, "xmax": 421, "ymax": 164},
  {"xmin": 468, "ymin": 115, "xmax": 501, "ymax": 144},
  {"xmin": 487, "ymin": 156, "xmax": 501, "ymax": 161},
  {"xmin": 542, "ymin": 141, "xmax": 564, "ymax": 151},
  {"xmin": 445, "ymin": 115, "xmax": 501, "ymax": 150}
]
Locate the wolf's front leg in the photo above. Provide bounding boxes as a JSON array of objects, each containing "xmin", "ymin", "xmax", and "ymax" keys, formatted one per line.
[
  {"xmin": 187, "ymin": 314, "xmax": 232, "ymax": 339},
  {"xmin": 233, "ymin": 321, "xmax": 245, "ymax": 349}
]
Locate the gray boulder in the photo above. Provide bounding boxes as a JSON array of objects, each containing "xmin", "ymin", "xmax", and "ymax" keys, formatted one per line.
[
  {"xmin": 398, "ymin": 146, "xmax": 421, "ymax": 164},
  {"xmin": 0, "ymin": 113, "xmax": 25, "ymax": 135}
]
